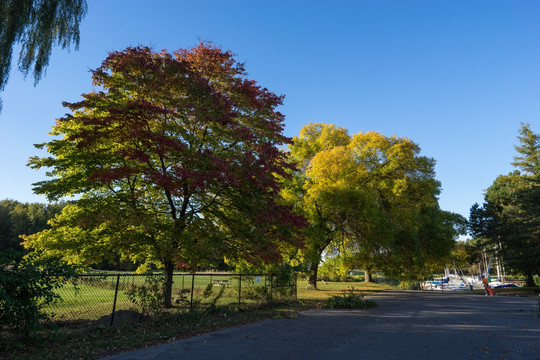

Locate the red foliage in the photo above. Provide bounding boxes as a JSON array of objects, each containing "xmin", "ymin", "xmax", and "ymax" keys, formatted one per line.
[{"xmin": 51, "ymin": 41, "xmax": 305, "ymax": 266}]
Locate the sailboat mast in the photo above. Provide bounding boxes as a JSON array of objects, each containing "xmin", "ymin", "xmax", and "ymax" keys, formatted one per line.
[{"xmin": 486, "ymin": 256, "xmax": 493, "ymax": 278}]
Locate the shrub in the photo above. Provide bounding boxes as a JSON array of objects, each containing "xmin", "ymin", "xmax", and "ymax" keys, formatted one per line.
[
  {"xmin": 267, "ymin": 265, "xmax": 298, "ymax": 300},
  {"xmin": 126, "ymin": 274, "xmax": 164, "ymax": 315},
  {"xmin": 0, "ymin": 250, "xmax": 78, "ymax": 338},
  {"xmin": 322, "ymin": 287, "xmax": 377, "ymax": 310}
]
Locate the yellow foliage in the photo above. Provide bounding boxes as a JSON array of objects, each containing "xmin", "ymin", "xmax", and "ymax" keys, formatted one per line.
[{"xmin": 283, "ymin": 122, "xmax": 452, "ymax": 281}]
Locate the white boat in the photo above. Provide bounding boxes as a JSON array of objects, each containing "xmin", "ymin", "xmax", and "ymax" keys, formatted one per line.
[
  {"xmin": 422, "ymin": 270, "xmax": 483, "ymax": 291},
  {"xmin": 487, "ymin": 280, "xmax": 519, "ymax": 289}
]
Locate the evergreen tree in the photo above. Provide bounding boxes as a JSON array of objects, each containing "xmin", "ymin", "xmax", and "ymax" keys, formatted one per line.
[
  {"xmin": 511, "ymin": 122, "xmax": 540, "ymax": 175},
  {"xmin": 470, "ymin": 123, "xmax": 540, "ymax": 287}
]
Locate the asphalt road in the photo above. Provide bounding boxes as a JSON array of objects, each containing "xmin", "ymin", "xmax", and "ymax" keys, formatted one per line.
[{"xmin": 101, "ymin": 290, "xmax": 540, "ymax": 360}]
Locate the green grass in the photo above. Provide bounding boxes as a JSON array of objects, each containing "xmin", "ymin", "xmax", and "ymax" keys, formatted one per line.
[
  {"xmin": 40, "ymin": 274, "xmax": 281, "ymax": 322},
  {"xmin": 43, "ymin": 283, "xmax": 134, "ymax": 321},
  {"xmin": 297, "ymin": 279, "xmax": 390, "ymax": 300}
]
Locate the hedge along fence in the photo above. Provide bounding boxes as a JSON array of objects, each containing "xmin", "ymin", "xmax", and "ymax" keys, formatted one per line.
[{"xmin": 42, "ymin": 272, "xmax": 297, "ymax": 326}]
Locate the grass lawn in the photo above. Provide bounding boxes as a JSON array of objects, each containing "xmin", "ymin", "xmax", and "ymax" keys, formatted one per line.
[
  {"xmin": 41, "ymin": 274, "xmax": 292, "ymax": 323},
  {"xmin": 43, "ymin": 283, "xmax": 133, "ymax": 321},
  {"xmin": 296, "ymin": 279, "xmax": 391, "ymax": 304}
]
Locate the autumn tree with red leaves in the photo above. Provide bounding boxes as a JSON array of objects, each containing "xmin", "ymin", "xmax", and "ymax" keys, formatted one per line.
[{"xmin": 25, "ymin": 43, "xmax": 305, "ymax": 307}]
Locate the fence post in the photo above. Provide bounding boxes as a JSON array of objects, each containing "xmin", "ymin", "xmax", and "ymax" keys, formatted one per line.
[
  {"xmin": 295, "ymin": 272, "xmax": 298, "ymax": 301},
  {"xmin": 270, "ymin": 275, "xmax": 273, "ymax": 303},
  {"xmin": 110, "ymin": 274, "xmax": 121, "ymax": 326},
  {"xmin": 190, "ymin": 273, "xmax": 195, "ymax": 310},
  {"xmin": 238, "ymin": 274, "xmax": 242, "ymax": 305}
]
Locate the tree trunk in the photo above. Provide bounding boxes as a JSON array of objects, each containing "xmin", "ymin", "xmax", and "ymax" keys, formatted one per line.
[
  {"xmin": 525, "ymin": 269, "xmax": 536, "ymax": 288},
  {"xmin": 364, "ymin": 269, "xmax": 372, "ymax": 283},
  {"xmin": 163, "ymin": 259, "xmax": 175, "ymax": 308},
  {"xmin": 306, "ymin": 262, "xmax": 319, "ymax": 290},
  {"xmin": 306, "ymin": 237, "xmax": 332, "ymax": 290}
]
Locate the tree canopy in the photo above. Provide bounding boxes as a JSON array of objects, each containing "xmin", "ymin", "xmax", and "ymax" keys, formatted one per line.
[
  {"xmin": 511, "ymin": 123, "xmax": 540, "ymax": 175},
  {"xmin": 0, "ymin": 199, "xmax": 64, "ymax": 254},
  {"xmin": 469, "ymin": 123, "xmax": 540, "ymax": 287},
  {"xmin": 24, "ymin": 43, "xmax": 305, "ymax": 306},
  {"xmin": 283, "ymin": 123, "xmax": 462, "ymax": 289},
  {"xmin": 0, "ymin": 0, "xmax": 87, "ymax": 109}
]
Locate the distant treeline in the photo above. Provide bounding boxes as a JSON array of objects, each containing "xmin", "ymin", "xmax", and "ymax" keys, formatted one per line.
[{"xmin": 0, "ymin": 199, "xmax": 64, "ymax": 254}]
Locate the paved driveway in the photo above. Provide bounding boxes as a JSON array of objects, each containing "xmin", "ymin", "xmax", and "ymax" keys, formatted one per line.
[{"xmin": 101, "ymin": 290, "xmax": 540, "ymax": 360}]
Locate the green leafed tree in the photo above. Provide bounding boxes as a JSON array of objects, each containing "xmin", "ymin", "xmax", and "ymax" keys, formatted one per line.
[
  {"xmin": 341, "ymin": 131, "xmax": 462, "ymax": 281},
  {"xmin": 511, "ymin": 122, "xmax": 540, "ymax": 175},
  {"xmin": 0, "ymin": 0, "xmax": 87, "ymax": 109},
  {"xmin": 24, "ymin": 43, "xmax": 305, "ymax": 307},
  {"xmin": 483, "ymin": 173, "xmax": 540, "ymax": 286},
  {"xmin": 469, "ymin": 123, "xmax": 540, "ymax": 287},
  {"xmin": 281, "ymin": 123, "xmax": 357, "ymax": 289},
  {"xmin": 0, "ymin": 199, "xmax": 64, "ymax": 254},
  {"xmin": 283, "ymin": 123, "xmax": 459, "ymax": 289}
]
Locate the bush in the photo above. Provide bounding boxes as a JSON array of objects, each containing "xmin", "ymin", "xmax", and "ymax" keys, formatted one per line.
[
  {"xmin": 126, "ymin": 274, "xmax": 164, "ymax": 315},
  {"xmin": 271, "ymin": 265, "xmax": 297, "ymax": 299},
  {"xmin": 399, "ymin": 281, "xmax": 421, "ymax": 290},
  {"xmin": 322, "ymin": 287, "xmax": 377, "ymax": 310},
  {"xmin": 0, "ymin": 250, "xmax": 77, "ymax": 338},
  {"xmin": 241, "ymin": 284, "xmax": 269, "ymax": 301}
]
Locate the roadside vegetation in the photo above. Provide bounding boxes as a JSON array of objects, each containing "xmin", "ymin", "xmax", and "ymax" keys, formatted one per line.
[{"xmin": 321, "ymin": 287, "xmax": 378, "ymax": 309}]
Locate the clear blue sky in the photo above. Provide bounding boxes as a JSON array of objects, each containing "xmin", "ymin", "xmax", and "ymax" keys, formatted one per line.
[{"xmin": 1, "ymin": 1, "xmax": 539, "ymax": 224}]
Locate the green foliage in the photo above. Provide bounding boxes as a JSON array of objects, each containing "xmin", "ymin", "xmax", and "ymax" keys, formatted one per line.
[
  {"xmin": 469, "ymin": 123, "xmax": 540, "ymax": 287},
  {"xmin": 269, "ymin": 263, "xmax": 296, "ymax": 288},
  {"xmin": 0, "ymin": 250, "xmax": 78, "ymax": 337},
  {"xmin": 202, "ymin": 283, "xmax": 214, "ymax": 298},
  {"xmin": 209, "ymin": 285, "xmax": 226, "ymax": 307},
  {"xmin": 321, "ymin": 287, "xmax": 377, "ymax": 309},
  {"xmin": 319, "ymin": 256, "xmax": 350, "ymax": 281},
  {"xmin": 241, "ymin": 283, "xmax": 269, "ymax": 301},
  {"xmin": 25, "ymin": 43, "xmax": 305, "ymax": 306},
  {"xmin": 0, "ymin": 0, "xmax": 87, "ymax": 110},
  {"xmin": 198, "ymin": 282, "xmax": 227, "ymax": 309},
  {"xmin": 126, "ymin": 274, "xmax": 164, "ymax": 316},
  {"xmin": 511, "ymin": 122, "xmax": 540, "ymax": 175},
  {"xmin": 283, "ymin": 123, "xmax": 461, "ymax": 289},
  {"xmin": 0, "ymin": 199, "xmax": 64, "ymax": 254}
]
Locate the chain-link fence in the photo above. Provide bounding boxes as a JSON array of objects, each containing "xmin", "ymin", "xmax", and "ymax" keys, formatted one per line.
[{"xmin": 43, "ymin": 272, "xmax": 297, "ymax": 325}]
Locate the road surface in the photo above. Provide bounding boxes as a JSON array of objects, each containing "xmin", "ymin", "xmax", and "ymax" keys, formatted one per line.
[{"xmin": 101, "ymin": 290, "xmax": 540, "ymax": 360}]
